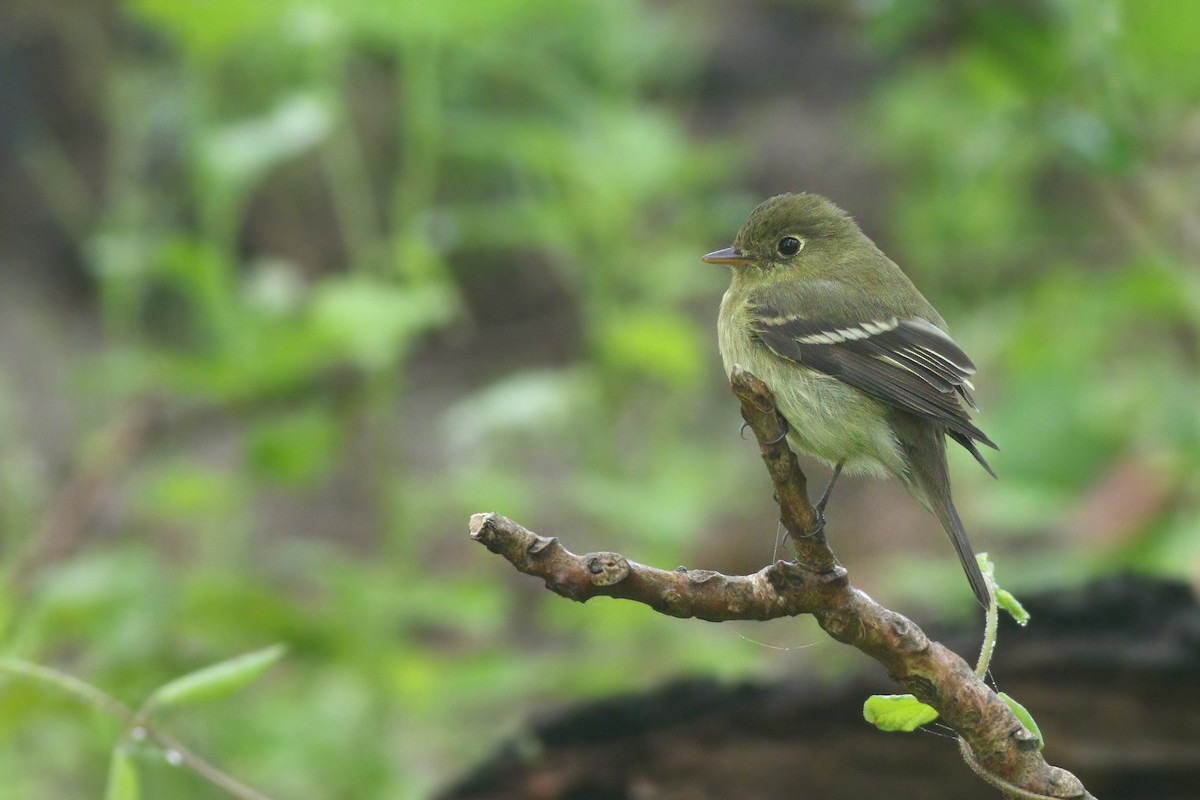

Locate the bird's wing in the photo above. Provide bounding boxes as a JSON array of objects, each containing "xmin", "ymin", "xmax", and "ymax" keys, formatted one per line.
[{"xmin": 750, "ymin": 301, "xmax": 998, "ymax": 475}]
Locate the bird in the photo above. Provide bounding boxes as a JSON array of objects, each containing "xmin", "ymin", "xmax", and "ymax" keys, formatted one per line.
[{"xmin": 705, "ymin": 192, "xmax": 996, "ymax": 607}]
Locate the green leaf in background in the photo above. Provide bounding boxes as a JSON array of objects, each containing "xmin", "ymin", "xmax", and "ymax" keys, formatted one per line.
[
  {"xmin": 145, "ymin": 644, "xmax": 287, "ymax": 712},
  {"xmin": 126, "ymin": 0, "xmax": 293, "ymax": 57},
  {"xmin": 1120, "ymin": 0, "xmax": 1200, "ymax": 95},
  {"xmin": 104, "ymin": 747, "xmax": 140, "ymax": 800},
  {"xmin": 997, "ymin": 589, "xmax": 1030, "ymax": 626},
  {"xmin": 247, "ymin": 408, "xmax": 340, "ymax": 484},
  {"xmin": 863, "ymin": 693, "xmax": 939, "ymax": 732},
  {"xmin": 443, "ymin": 368, "xmax": 591, "ymax": 452},
  {"xmin": 310, "ymin": 279, "xmax": 454, "ymax": 370},
  {"xmin": 204, "ymin": 94, "xmax": 334, "ymax": 185},
  {"xmin": 141, "ymin": 464, "xmax": 246, "ymax": 518},
  {"xmin": 999, "ymin": 691, "xmax": 1044, "ymax": 749},
  {"xmin": 595, "ymin": 310, "xmax": 704, "ymax": 388}
]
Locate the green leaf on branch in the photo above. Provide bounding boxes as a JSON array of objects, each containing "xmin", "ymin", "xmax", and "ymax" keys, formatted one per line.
[
  {"xmin": 997, "ymin": 588, "xmax": 1030, "ymax": 626},
  {"xmin": 975, "ymin": 552, "xmax": 1031, "ymax": 625},
  {"xmin": 145, "ymin": 644, "xmax": 287, "ymax": 711},
  {"xmin": 863, "ymin": 693, "xmax": 939, "ymax": 732},
  {"xmin": 1000, "ymin": 692, "xmax": 1045, "ymax": 749}
]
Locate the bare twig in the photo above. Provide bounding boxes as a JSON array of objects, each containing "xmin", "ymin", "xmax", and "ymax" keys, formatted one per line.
[{"xmin": 469, "ymin": 367, "xmax": 1094, "ymax": 800}]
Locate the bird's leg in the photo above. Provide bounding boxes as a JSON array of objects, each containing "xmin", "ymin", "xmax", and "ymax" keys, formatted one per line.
[
  {"xmin": 797, "ymin": 462, "xmax": 843, "ymax": 539},
  {"xmin": 765, "ymin": 415, "xmax": 789, "ymax": 445},
  {"xmin": 814, "ymin": 461, "xmax": 844, "ymax": 516}
]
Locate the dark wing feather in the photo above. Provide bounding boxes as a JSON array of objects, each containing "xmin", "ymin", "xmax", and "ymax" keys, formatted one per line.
[{"xmin": 752, "ymin": 305, "xmax": 997, "ymax": 476}]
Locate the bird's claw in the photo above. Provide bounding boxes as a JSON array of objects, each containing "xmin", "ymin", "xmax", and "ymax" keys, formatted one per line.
[
  {"xmin": 797, "ymin": 512, "xmax": 826, "ymax": 539},
  {"xmin": 765, "ymin": 417, "xmax": 789, "ymax": 445}
]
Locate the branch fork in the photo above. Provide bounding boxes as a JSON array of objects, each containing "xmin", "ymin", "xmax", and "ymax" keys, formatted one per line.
[{"xmin": 469, "ymin": 366, "xmax": 1093, "ymax": 800}]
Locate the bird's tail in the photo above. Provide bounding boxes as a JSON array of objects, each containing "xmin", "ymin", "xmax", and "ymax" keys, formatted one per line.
[
  {"xmin": 932, "ymin": 497, "xmax": 990, "ymax": 609},
  {"xmin": 897, "ymin": 418, "xmax": 991, "ymax": 608}
]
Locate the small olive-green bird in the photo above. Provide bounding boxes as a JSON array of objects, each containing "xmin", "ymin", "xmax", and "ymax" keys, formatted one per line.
[{"xmin": 705, "ymin": 193, "xmax": 996, "ymax": 607}]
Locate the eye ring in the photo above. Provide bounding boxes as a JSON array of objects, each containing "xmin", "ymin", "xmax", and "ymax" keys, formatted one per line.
[{"xmin": 777, "ymin": 236, "xmax": 804, "ymax": 257}]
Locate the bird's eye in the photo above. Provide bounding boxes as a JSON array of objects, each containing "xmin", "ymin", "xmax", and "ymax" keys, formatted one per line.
[{"xmin": 777, "ymin": 236, "xmax": 803, "ymax": 256}]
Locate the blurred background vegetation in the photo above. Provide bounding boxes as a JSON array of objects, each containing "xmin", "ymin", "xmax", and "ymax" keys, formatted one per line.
[{"xmin": 0, "ymin": 0, "xmax": 1196, "ymax": 797}]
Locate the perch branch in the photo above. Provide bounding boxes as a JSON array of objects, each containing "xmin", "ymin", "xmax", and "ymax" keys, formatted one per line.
[{"xmin": 469, "ymin": 367, "xmax": 1093, "ymax": 800}]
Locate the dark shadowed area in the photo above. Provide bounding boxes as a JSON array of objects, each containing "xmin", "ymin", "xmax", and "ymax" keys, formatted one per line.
[{"xmin": 442, "ymin": 577, "xmax": 1200, "ymax": 800}]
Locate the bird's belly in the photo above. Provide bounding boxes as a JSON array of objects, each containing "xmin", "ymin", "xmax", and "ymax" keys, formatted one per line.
[
  {"xmin": 773, "ymin": 369, "xmax": 902, "ymax": 477},
  {"xmin": 719, "ymin": 319, "xmax": 903, "ymax": 477}
]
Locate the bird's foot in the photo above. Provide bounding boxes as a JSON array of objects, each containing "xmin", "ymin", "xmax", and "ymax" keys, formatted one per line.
[{"xmin": 796, "ymin": 512, "xmax": 826, "ymax": 539}]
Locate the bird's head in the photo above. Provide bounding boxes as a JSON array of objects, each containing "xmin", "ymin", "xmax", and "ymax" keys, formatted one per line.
[{"xmin": 703, "ymin": 193, "xmax": 863, "ymax": 282}]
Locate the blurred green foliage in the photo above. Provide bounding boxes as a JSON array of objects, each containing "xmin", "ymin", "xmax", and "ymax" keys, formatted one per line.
[
  {"xmin": 860, "ymin": 0, "xmax": 1200, "ymax": 581},
  {"xmin": 2, "ymin": 1, "xmax": 740, "ymax": 797},
  {"xmin": 1, "ymin": 0, "xmax": 1197, "ymax": 797}
]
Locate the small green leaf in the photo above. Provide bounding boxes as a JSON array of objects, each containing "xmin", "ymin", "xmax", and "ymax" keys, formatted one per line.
[
  {"xmin": 997, "ymin": 589, "xmax": 1030, "ymax": 626},
  {"xmin": 105, "ymin": 747, "xmax": 140, "ymax": 800},
  {"xmin": 863, "ymin": 694, "xmax": 939, "ymax": 732},
  {"xmin": 146, "ymin": 644, "xmax": 286, "ymax": 711},
  {"xmin": 1000, "ymin": 692, "xmax": 1044, "ymax": 749}
]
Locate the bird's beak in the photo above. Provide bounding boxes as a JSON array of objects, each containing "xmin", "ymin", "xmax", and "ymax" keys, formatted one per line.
[{"xmin": 702, "ymin": 246, "xmax": 752, "ymax": 267}]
